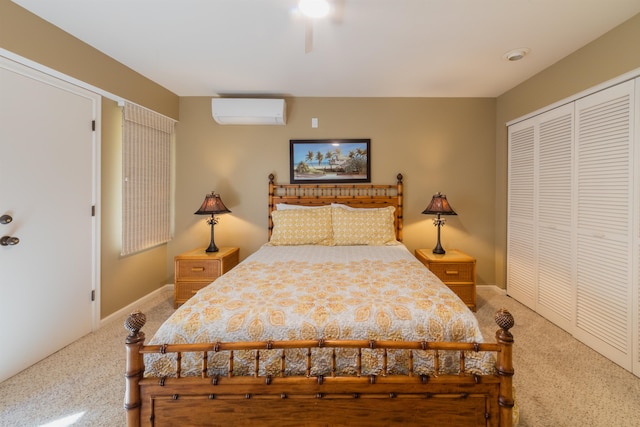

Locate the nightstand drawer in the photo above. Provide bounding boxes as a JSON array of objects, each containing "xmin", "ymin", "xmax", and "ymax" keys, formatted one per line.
[
  {"xmin": 428, "ymin": 262, "xmax": 474, "ymax": 282},
  {"xmin": 175, "ymin": 281, "xmax": 211, "ymax": 303},
  {"xmin": 446, "ymin": 283, "xmax": 475, "ymax": 304},
  {"xmin": 176, "ymin": 259, "xmax": 220, "ymax": 280}
]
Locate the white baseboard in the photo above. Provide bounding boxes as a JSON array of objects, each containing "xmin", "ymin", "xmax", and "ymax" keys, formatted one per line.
[
  {"xmin": 477, "ymin": 284, "xmax": 507, "ymax": 294},
  {"xmin": 100, "ymin": 284, "xmax": 174, "ymax": 328}
]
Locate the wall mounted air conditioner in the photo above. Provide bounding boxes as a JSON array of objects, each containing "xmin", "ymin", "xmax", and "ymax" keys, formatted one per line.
[{"xmin": 211, "ymin": 98, "xmax": 287, "ymax": 125}]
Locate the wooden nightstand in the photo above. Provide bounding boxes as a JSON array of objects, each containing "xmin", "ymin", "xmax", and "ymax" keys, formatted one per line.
[
  {"xmin": 415, "ymin": 248, "xmax": 476, "ymax": 311},
  {"xmin": 174, "ymin": 247, "xmax": 239, "ymax": 308}
]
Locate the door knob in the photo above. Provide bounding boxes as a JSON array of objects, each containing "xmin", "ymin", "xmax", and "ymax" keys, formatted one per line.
[
  {"xmin": 0, "ymin": 215, "xmax": 12, "ymax": 225},
  {"xmin": 0, "ymin": 236, "xmax": 19, "ymax": 246}
]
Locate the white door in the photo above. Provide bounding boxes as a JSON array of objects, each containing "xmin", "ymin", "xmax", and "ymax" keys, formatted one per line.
[
  {"xmin": 507, "ymin": 120, "xmax": 537, "ymax": 308},
  {"xmin": 508, "ymin": 103, "xmax": 576, "ymax": 332},
  {"xmin": 0, "ymin": 58, "xmax": 99, "ymax": 382},
  {"xmin": 573, "ymin": 80, "xmax": 634, "ymax": 370},
  {"xmin": 535, "ymin": 104, "xmax": 575, "ymax": 332}
]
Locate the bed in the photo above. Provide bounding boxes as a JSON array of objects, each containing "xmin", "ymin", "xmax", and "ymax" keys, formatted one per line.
[{"xmin": 124, "ymin": 174, "xmax": 515, "ymax": 426}]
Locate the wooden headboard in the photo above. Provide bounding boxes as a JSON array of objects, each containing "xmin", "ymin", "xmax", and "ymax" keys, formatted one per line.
[{"xmin": 268, "ymin": 173, "xmax": 404, "ymax": 241}]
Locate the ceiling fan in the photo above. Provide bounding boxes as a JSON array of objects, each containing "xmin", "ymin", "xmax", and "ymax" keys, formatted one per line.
[{"xmin": 298, "ymin": 0, "xmax": 346, "ymax": 53}]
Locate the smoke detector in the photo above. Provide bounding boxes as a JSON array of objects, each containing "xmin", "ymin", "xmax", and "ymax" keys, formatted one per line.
[{"xmin": 503, "ymin": 48, "xmax": 530, "ymax": 61}]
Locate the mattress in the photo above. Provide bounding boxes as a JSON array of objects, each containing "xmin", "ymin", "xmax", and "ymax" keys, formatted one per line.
[{"xmin": 145, "ymin": 244, "xmax": 494, "ymax": 377}]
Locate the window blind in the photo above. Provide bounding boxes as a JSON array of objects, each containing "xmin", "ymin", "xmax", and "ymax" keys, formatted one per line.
[{"xmin": 121, "ymin": 102, "xmax": 175, "ymax": 256}]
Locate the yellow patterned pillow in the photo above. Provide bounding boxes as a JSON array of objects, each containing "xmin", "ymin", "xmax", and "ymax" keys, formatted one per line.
[
  {"xmin": 270, "ymin": 206, "xmax": 333, "ymax": 245},
  {"xmin": 332, "ymin": 206, "xmax": 396, "ymax": 245}
]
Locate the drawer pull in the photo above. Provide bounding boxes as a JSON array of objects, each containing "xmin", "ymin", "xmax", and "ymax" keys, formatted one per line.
[
  {"xmin": 191, "ymin": 290, "xmax": 198, "ymax": 295},
  {"xmin": 445, "ymin": 270, "xmax": 459, "ymax": 275},
  {"xmin": 191, "ymin": 267, "xmax": 206, "ymax": 272}
]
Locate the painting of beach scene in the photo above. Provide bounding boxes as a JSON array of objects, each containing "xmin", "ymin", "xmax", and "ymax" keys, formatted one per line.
[{"xmin": 289, "ymin": 139, "xmax": 370, "ymax": 183}]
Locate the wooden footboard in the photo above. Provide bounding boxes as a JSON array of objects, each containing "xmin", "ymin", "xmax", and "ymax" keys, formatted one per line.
[{"xmin": 124, "ymin": 309, "xmax": 514, "ymax": 427}]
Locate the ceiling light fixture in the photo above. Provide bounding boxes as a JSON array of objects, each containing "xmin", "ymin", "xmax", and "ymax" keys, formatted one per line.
[
  {"xmin": 503, "ymin": 48, "xmax": 530, "ymax": 62},
  {"xmin": 299, "ymin": 0, "xmax": 331, "ymax": 19}
]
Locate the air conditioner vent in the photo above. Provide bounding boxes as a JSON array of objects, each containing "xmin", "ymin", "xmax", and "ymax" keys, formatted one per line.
[{"xmin": 211, "ymin": 98, "xmax": 286, "ymax": 125}]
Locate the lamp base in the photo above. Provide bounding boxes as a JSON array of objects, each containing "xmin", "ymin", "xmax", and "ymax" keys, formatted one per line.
[
  {"xmin": 432, "ymin": 219, "xmax": 445, "ymax": 254},
  {"xmin": 205, "ymin": 242, "xmax": 219, "ymax": 253},
  {"xmin": 205, "ymin": 216, "xmax": 219, "ymax": 252}
]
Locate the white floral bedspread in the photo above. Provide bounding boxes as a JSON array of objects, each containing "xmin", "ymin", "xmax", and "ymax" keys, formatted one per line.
[{"xmin": 145, "ymin": 244, "xmax": 494, "ymax": 377}]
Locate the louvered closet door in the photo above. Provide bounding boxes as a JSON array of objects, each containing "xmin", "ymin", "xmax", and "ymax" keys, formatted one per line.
[
  {"xmin": 574, "ymin": 80, "xmax": 634, "ymax": 370},
  {"xmin": 635, "ymin": 78, "xmax": 640, "ymax": 378},
  {"xmin": 507, "ymin": 105, "xmax": 575, "ymax": 325},
  {"xmin": 507, "ymin": 122, "xmax": 537, "ymax": 308},
  {"xmin": 536, "ymin": 105, "xmax": 575, "ymax": 331}
]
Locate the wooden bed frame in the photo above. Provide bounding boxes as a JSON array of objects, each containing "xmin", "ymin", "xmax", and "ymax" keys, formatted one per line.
[{"xmin": 124, "ymin": 174, "xmax": 515, "ymax": 426}]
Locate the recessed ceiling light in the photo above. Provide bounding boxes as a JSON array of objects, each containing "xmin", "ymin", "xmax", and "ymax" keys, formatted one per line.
[
  {"xmin": 299, "ymin": 0, "xmax": 331, "ymax": 19},
  {"xmin": 503, "ymin": 48, "xmax": 530, "ymax": 61}
]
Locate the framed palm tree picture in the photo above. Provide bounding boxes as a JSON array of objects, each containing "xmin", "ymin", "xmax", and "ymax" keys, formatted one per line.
[{"xmin": 289, "ymin": 139, "xmax": 370, "ymax": 183}]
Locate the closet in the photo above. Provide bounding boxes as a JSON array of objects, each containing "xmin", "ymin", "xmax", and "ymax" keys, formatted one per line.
[{"xmin": 507, "ymin": 76, "xmax": 639, "ymax": 377}]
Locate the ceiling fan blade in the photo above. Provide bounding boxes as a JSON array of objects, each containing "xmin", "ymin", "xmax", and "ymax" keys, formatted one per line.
[
  {"xmin": 331, "ymin": 0, "xmax": 346, "ymax": 25},
  {"xmin": 304, "ymin": 19, "xmax": 313, "ymax": 53}
]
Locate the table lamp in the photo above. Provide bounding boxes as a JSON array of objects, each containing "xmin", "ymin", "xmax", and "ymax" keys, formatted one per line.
[
  {"xmin": 194, "ymin": 192, "xmax": 231, "ymax": 252},
  {"xmin": 422, "ymin": 192, "xmax": 457, "ymax": 254}
]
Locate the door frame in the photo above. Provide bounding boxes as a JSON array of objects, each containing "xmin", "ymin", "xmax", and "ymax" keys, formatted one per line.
[{"xmin": 0, "ymin": 51, "xmax": 102, "ymax": 329}]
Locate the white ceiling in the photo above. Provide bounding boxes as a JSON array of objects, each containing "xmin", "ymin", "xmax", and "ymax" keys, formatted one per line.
[{"xmin": 12, "ymin": 0, "xmax": 640, "ymax": 98}]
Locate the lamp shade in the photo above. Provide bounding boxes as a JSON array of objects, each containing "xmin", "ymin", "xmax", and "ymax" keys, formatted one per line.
[
  {"xmin": 422, "ymin": 192, "xmax": 457, "ymax": 216},
  {"xmin": 194, "ymin": 192, "xmax": 231, "ymax": 215}
]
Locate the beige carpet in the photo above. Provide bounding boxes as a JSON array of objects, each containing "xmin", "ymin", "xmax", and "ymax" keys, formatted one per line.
[{"xmin": 1, "ymin": 286, "xmax": 639, "ymax": 426}]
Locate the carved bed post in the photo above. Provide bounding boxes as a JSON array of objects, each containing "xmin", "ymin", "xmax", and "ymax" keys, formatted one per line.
[
  {"xmin": 124, "ymin": 311, "xmax": 147, "ymax": 427},
  {"xmin": 396, "ymin": 173, "xmax": 403, "ymax": 241},
  {"xmin": 494, "ymin": 308, "xmax": 515, "ymax": 427},
  {"xmin": 268, "ymin": 173, "xmax": 275, "ymax": 240}
]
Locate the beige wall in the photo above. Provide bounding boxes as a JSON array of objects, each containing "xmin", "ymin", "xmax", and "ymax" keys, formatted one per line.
[
  {"xmin": 0, "ymin": 0, "xmax": 179, "ymax": 317},
  {"xmin": 494, "ymin": 12, "xmax": 640, "ymax": 287},
  {"xmin": 171, "ymin": 97, "xmax": 498, "ymax": 285}
]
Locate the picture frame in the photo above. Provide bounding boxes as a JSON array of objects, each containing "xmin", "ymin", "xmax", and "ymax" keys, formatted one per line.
[{"xmin": 289, "ymin": 139, "xmax": 371, "ymax": 183}]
